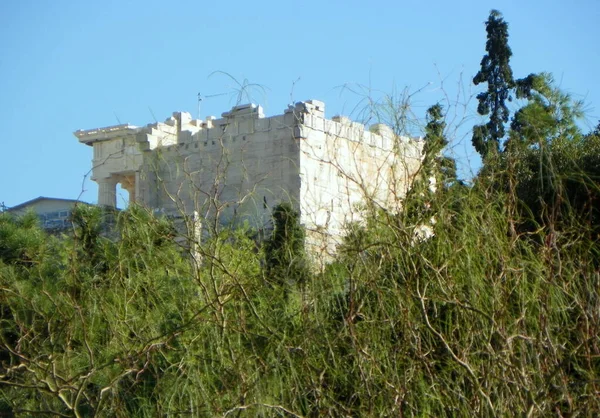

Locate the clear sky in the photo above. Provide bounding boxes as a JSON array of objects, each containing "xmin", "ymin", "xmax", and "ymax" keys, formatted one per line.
[{"xmin": 1, "ymin": 0, "xmax": 598, "ymax": 208}]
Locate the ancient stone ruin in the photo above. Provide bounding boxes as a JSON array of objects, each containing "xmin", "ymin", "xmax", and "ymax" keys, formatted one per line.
[{"xmin": 75, "ymin": 100, "xmax": 423, "ymax": 259}]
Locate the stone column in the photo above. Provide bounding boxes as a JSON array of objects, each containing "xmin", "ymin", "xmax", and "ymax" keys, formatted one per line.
[
  {"xmin": 134, "ymin": 171, "xmax": 141, "ymax": 205},
  {"xmin": 98, "ymin": 176, "xmax": 117, "ymax": 208}
]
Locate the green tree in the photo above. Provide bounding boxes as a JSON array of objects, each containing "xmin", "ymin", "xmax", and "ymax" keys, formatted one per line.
[
  {"xmin": 0, "ymin": 207, "xmax": 201, "ymax": 416},
  {"xmin": 0, "ymin": 210, "xmax": 47, "ymax": 267},
  {"xmin": 503, "ymin": 74, "xmax": 592, "ymax": 233},
  {"xmin": 472, "ymin": 10, "xmax": 515, "ymax": 158},
  {"xmin": 472, "ymin": 10, "xmax": 538, "ymax": 161},
  {"xmin": 509, "ymin": 73, "xmax": 583, "ymax": 148},
  {"xmin": 264, "ymin": 202, "xmax": 309, "ymax": 287},
  {"xmin": 403, "ymin": 103, "xmax": 456, "ymax": 232},
  {"xmin": 422, "ymin": 103, "xmax": 456, "ymax": 188}
]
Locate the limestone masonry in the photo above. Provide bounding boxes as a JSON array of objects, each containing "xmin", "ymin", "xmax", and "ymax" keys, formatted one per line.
[{"xmin": 75, "ymin": 100, "xmax": 424, "ymax": 257}]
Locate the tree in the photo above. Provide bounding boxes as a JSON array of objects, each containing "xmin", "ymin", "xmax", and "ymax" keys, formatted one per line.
[
  {"xmin": 509, "ymin": 73, "xmax": 583, "ymax": 148},
  {"xmin": 264, "ymin": 203, "xmax": 309, "ymax": 287},
  {"xmin": 422, "ymin": 103, "xmax": 456, "ymax": 188},
  {"xmin": 472, "ymin": 10, "xmax": 515, "ymax": 158},
  {"xmin": 0, "ymin": 207, "xmax": 200, "ymax": 416},
  {"xmin": 500, "ymin": 74, "xmax": 600, "ymax": 238},
  {"xmin": 403, "ymin": 103, "xmax": 455, "ymax": 231}
]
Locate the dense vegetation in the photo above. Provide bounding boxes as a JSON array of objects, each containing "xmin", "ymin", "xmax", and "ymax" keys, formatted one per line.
[{"xmin": 1, "ymin": 10, "xmax": 599, "ymax": 417}]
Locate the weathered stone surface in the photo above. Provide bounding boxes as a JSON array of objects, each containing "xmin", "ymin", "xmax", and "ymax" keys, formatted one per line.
[{"xmin": 75, "ymin": 100, "xmax": 424, "ymax": 263}]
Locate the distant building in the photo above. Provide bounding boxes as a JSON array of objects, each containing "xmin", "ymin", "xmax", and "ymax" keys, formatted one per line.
[
  {"xmin": 6, "ymin": 197, "xmax": 88, "ymax": 230},
  {"xmin": 75, "ymin": 100, "xmax": 424, "ymax": 260}
]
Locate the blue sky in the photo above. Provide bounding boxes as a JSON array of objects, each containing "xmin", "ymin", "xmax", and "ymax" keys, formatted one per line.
[{"xmin": 1, "ymin": 0, "xmax": 598, "ymax": 208}]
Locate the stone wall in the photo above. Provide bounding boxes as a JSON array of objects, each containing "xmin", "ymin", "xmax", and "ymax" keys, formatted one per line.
[{"xmin": 75, "ymin": 100, "xmax": 423, "ymax": 261}]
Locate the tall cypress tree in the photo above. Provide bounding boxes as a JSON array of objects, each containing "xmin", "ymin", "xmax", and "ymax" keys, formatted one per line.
[
  {"xmin": 264, "ymin": 202, "xmax": 309, "ymax": 287},
  {"xmin": 404, "ymin": 103, "xmax": 456, "ymax": 229},
  {"xmin": 423, "ymin": 103, "xmax": 455, "ymax": 186},
  {"xmin": 472, "ymin": 10, "xmax": 515, "ymax": 159}
]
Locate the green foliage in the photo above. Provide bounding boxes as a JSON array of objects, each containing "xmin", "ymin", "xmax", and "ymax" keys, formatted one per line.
[
  {"xmin": 472, "ymin": 10, "xmax": 538, "ymax": 160},
  {"xmin": 0, "ymin": 210, "xmax": 48, "ymax": 267},
  {"xmin": 509, "ymin": 73, "xmax": 584, "ymax": 147},
  {"xmin": 402, "ymin": 103, "xmax": 456, "ymax": 239},
  {"xmin": 0, "ymin": 206, "xmax": 198, "ymax": 416},
  {"xmin": 499, "ymin": 74, "xmax": 600, "ymax": 240},
  {"xmin": 419, "ymin": 103, "xmax": 457, "ymax": 190},
  {"xmin": 472, "ymin": 10, "xmax": 515, "ymax": 158},
  {"xmin": 2, "ymin": 156, "xmax": 599, "ymax": 417},
  {"xmin": 264, "ymin": 202, "xmax": 310, "ymax": 288}
]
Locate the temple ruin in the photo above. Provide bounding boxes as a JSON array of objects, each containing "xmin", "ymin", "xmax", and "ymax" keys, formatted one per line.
[{"xmin": 75, "ymin": 100, "xmax": 424, "ymax": 258}]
